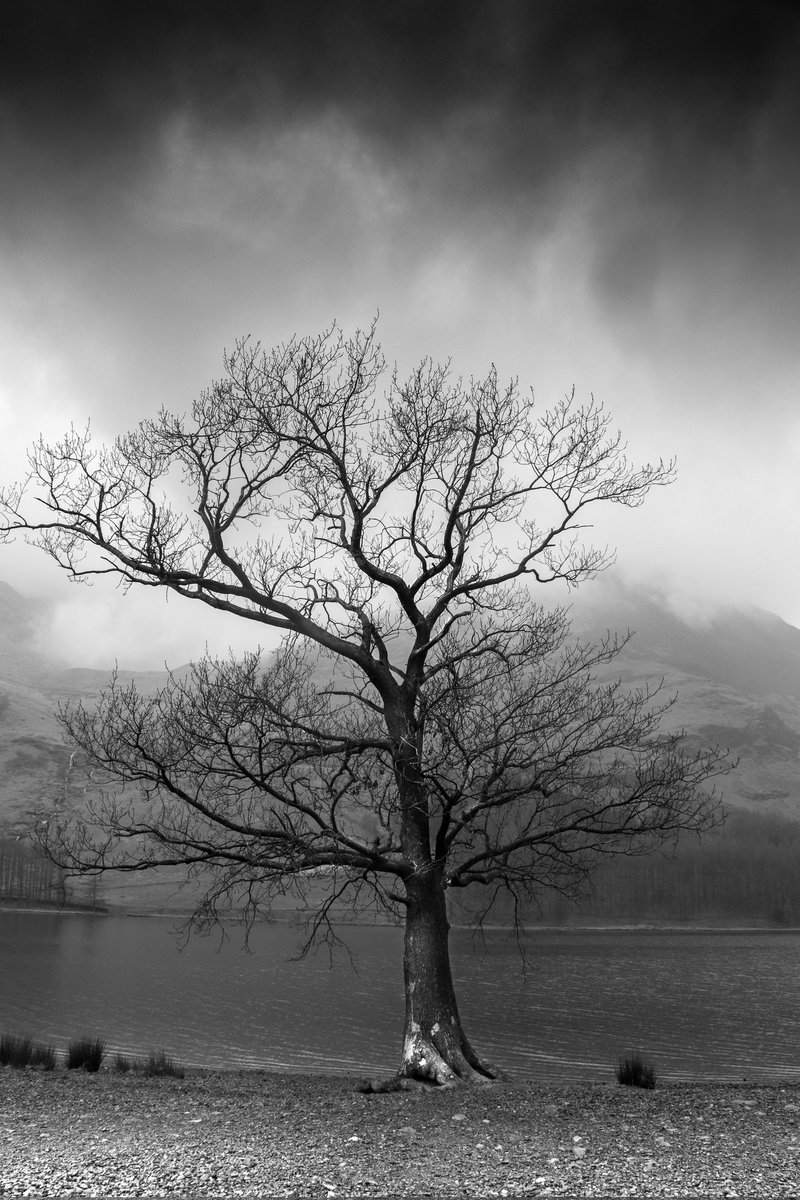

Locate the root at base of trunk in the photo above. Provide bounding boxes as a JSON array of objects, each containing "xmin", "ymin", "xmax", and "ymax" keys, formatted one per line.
[
  {"xmin": 357, "ymin": 1032, "xmax": 501, "ymax": 1094},
  {"xmin": 356, "ymin": 1067, "xmax": 501, "ymax": 1094}
]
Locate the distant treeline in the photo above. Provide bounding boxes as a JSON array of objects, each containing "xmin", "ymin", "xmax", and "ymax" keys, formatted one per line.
[
  {"xmin": 450, "ymin": 807, "xmax": 800, "ymax": 927},
  {"xmin": 3, "ymin": 807, "xmax": 800, "ymax": 924},
  {"xmin": 0, "ymin": 836, "xmax": 103, "ymax": 910},
  {"xmin": 574, "ymin": 807, "xmax": 800, "ymax": 926},
  {"xmin": 0, "ymin": 836, "xmax": 65, "ymax": 907}
]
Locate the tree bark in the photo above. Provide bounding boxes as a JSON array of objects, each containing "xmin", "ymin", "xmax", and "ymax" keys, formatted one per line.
[{"xmin": 398, "ymin": 866, "xmax": 497, "ymax": 1085}]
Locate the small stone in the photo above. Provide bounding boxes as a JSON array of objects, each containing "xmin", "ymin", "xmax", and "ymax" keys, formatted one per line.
[
  {"xmin": 572, "ymin": 1135, "xmax": 582, "ymax": 1143},
  {"xmin": 452, "ymin": 1113, "xmax": 467, "ymax": 1122},
  {"xmin": 398, "ymin": 1126, "xmax": 416, "ymax": 1137},
  {"xmin": 348, "ymin": 1135, "xmax": 361, "ymax": 1142},
  {"xmin": 573, "ymin": 1146, "xmax": 586, "ymax": 1158}
]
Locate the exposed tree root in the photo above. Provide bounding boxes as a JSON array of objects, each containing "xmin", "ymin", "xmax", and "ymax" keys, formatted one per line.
[
  {"xmin": 357, "ymin": 1069, "xmax": 503, "ymax": 1094},
  {"xmin": 356, "ymin": 1076, "xmax": 427, "ymax": 1094},
  {"xmin": 356, "ymin": 1030, "xmax": 502, "ymax": 1094}
]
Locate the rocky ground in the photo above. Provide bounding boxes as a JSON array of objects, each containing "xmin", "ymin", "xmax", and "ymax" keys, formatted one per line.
[{"xmin": 1, "ymin": 1068, "xmax": 799, "ymax": 1196}]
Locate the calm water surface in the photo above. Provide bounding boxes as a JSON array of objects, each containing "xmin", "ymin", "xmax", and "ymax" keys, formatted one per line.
[{"xmin": 1, "ymin": 912, "xmax": 798, "ymax": 1082}]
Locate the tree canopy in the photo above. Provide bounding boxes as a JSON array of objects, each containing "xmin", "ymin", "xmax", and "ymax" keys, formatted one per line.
[{"xmin": 0, "ymin": 322, "xmax": 727, "ymax": 1085}]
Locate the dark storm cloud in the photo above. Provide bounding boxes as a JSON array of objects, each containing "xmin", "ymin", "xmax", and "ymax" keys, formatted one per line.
[
  {"xmin": 3, "ymin": 0, "xmax": 800, "ymax": 650},
  {"xmin": 3, "ymin": 1, "xmax": 798, "ymax": 188},
  {"xmin": 2, "ymin": 0, "xmax": 799, "ymax": 310}
]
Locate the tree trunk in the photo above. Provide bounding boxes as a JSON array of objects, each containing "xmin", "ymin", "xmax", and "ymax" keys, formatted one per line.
[{"xmin": 398, "ymin": 867, "xmax": 497, "ymax": 1085}]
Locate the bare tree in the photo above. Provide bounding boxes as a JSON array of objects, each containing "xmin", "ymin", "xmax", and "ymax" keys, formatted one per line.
[{"xmin": 0, "ymin": 322, "xmax": 726, "ymax": 1086}]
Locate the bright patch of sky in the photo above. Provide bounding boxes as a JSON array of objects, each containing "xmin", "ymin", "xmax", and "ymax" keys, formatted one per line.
[{"xmin": 1, "ymin": 1, "xmax": 799, "ymax": 668}]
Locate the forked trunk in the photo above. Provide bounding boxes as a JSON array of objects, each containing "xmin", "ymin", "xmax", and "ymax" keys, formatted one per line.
[{"xmin": 398, "ymin": 867, "xmax": 497, "ymax": 1085}]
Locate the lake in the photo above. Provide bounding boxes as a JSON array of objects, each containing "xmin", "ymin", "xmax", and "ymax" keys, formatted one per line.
[{"xmin": 1, "ymin": 912, "xmax": 798, "ymax": 1082}]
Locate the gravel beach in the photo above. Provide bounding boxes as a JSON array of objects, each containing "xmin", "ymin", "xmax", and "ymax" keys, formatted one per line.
[{"xmin": 2, "ymin": 1067, "xmax": 799, "ymax": 1197}]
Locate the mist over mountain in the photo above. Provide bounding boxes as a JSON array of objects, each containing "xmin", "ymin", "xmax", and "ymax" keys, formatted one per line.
[
  {"xmin": 0, "ymin": 582, "xmax": 173, "ymax": 833},
  {"xmin": 570, "ymin": 579, "xmax": 800, "ymax": 816},
  {"xmin": 574, "ymin": 578, "xmax": 800, "ymax": 700},
  {"xmin": 1, "ymin": 577, "xmax": 799, "ymax": 918}
]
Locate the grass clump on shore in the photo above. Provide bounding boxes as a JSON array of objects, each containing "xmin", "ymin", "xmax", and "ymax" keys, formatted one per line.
[
  {"xmin": 29, "ymin": 1041, "xmax": 56, "ymax": 1070},
  {"xmin": 142, "ymin": 1048, "xmax": 185, "ymax": 1078},
  {"xmin": 0, "ymin": 1033, "xmax": 57, "ymax": 1070},
  {"xmin": 67, "ymin": 1036, "xmax": 105, "ymax": 1073},
  {"xmin": 616, "ymin": 1051, "xmax": 657, "ymax": 1089},
  {"xmin": 0, "ymin": 1033, "xmax": 33, "ymax": 1068},
  {"xmin": 113, "ymin": 1048, "xmax": 184, "ymax": 1077},
  {"xmin": 2, "ymin": 1031, "xmax": 183, "ymax": 1076}
]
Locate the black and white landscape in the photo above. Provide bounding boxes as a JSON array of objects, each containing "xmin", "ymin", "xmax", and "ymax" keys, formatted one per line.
[
  {"xmin": 2, "ymin": 4, "xmax": 800, "ymax": 1157},
  {"xmin": 2, "ymin": 576, "xmax": 800, "ymax": 925}
]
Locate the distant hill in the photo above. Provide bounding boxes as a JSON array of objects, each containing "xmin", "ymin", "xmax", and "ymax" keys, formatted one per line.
[
  {"xmin": 571, "ymin": 581, "xmax": 800, "ymax": 818},
  {"xmin": 0, "ymin": 583, "xmax": 187, "ymax": 912},
  {"xmin": 0, "ymin": 582, "xmax": 174, "ymax": 834},
  {"xmin": 2, "ymin": 577, "xmax": 800, "ymax": 920},
  {"xmin": 0, "ymin": 581, "xmax": 81, "ymax": 833}
]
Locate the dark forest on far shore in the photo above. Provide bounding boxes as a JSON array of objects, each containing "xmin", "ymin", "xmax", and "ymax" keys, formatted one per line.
[{"xmin": 2, "ymin": 807, "xmax": 799, "ymax": 927}]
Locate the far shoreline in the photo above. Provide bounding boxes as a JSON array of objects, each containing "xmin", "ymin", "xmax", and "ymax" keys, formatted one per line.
[{"xmin": 3, "ymin": 903, "xmax": 800, "ymax": 934}]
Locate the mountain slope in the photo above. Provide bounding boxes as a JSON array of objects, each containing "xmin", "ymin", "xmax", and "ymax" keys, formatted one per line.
[
  {"xmin": 0, "ymin": 583, "xmax": 76, "ymax": 831},
  {"xmin": 0, "ymin": 583, "xmax": 173, "ymax": 833},
  {"xmin": 571, "ymin": 582, "xmax": 800, "ymax": 817},
  {"xmin": 2, "ymin": 578, "xmax": 800, "ymax": 916}
]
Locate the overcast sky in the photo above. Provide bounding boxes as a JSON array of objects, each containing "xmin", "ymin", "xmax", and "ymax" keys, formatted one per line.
[{"xmin": 1, "ymin": 0, "xmax": 799, "ymax": 668}]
